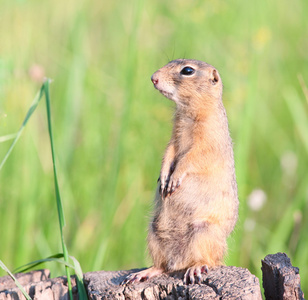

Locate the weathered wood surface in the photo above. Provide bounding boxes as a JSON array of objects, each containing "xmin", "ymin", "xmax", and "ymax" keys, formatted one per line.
[
  {"xmin": 0, "ymin": 252, "xmax": 305, "ymax": 300},
  {"xmin": 262, "ymin": 252, "xmax": 305, "ymax": 300},
  {"xmin": 84, "ymin": 266, "xmax": 262, "ymax": 300},
  {"xmin": 0, "ymin": 269, "xmax": 78, "ymax": 300}
]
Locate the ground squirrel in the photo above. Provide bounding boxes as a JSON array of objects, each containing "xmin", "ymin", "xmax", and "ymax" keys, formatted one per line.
[{"xmin": 122, "ymin": 59, "xmax": 239, "ymax": 285}]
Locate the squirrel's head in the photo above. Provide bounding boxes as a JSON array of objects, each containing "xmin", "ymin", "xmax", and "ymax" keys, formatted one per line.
[{"xmin": 151, "ymin": 59, "xmax": 223, "ymax": 110}]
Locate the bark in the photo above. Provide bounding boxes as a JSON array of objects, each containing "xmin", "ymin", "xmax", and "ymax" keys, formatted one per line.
[
  {"xmin": 0, "ymin": 252, "xmax": 305, "ymax": 300},
  {"xmin": 0, "ymin": 269, "xmax": 78, "ymax": 300},
  {"xmin": 84, "ymin": 266, "xmax": 262, "ymax": 300},
  {"xmin": 262, "ymin": 252, "xmax": 305, "ymax": 300}
]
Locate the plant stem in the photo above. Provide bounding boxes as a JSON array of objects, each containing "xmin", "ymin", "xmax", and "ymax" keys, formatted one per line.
[{"xmin": 43, "ymin": 80, "xmax": 73, "ymax": 300}]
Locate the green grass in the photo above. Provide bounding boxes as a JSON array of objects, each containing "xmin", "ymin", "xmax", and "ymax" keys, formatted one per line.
[
  {"xmin": 1, "ymin": 0, "xmax": 308, "ymax": 296},
  {"xmin": 0, "ymin": 260, "xmax": 31, "ymax": 300},
  {"xmin": 0, "ymin": 81, "xmax": 88, "ymax": 299}
]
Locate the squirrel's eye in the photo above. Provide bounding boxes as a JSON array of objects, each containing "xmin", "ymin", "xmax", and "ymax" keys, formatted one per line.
[{"xmin": 180, "ymin": 66, "xmax": 195, "ymax": 76}]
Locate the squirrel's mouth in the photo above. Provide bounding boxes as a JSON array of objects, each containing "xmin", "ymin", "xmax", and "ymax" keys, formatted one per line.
[
  {"xmin": 152, "ymin": 80, "xmax": 175, "ymax": 101},
  {"xmin": 159, "ymin": 89, "xmax": 174, "ymax": 100},
  {"xmin": 154, "ymin": 85, "xmax": 174, "ymax": 101}
]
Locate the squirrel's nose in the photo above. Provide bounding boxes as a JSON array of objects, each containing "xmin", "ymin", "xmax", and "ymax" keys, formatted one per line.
[{"xmin": 151, "ymin": 75, "xmax": 159, "ymax": 85}]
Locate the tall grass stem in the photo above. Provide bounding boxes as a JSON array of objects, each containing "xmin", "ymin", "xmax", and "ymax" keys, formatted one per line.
[{"xmin": 43, "ymin": 80, "xmax": 73, "ymax": 300}]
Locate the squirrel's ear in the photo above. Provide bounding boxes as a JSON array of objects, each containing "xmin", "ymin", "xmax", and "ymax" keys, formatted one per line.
[{"xmin": 209, "ymin": 69, "xmax": 219, "ymax": 85}]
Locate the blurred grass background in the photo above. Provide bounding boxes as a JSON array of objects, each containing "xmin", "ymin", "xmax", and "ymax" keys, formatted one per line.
[{"xmin": 0, "ymin": 0, "xmax": 307, "ymax": 294}]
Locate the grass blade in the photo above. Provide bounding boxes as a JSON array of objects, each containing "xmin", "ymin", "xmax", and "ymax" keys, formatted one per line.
[
  {"xmin": 43, "ymin": 80, "xmax": 73, "ymax": 300},
  {"xmin": 0, "ymin": 260, "xmax": 31, "ymax": 300},
  {"xmin": 70, "ymin": 256, "xmax": 88, "ymax": 300},
  {"xmin": 0, "ymin": 80, "xmax": 79, "ymax": 299},
  {"xmin": 13, "ymin": 254, "xmax": 75, "ymax": 274},
  {"xmin": 0, "ymin": 86, "xmax": 44, "ymax": 170},
  {"xmin": 0, "ymin": 133, "xmax": 17, "ymax": 143},
  {"xmin": 14, "ymin": 254, "xmax": 88, "ymax": 299}
]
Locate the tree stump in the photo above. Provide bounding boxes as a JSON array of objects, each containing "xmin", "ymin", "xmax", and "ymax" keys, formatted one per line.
[
  {"xmin": 262, "ymin": 252, "xmax": 305, "ymax": 300},
  {"xmin": 84, "ymin": 266, "xmax": 262, "ymax": 299},
  {"xmin": 0, "ymin": 269, "xmax": 78, "ymax": 300},
  {"xmin": 0, "ymin": 252, "xmax": 305, "ymax": 299}
]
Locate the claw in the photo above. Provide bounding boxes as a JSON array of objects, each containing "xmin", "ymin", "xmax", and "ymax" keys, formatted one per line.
[
  {"xmin": 201, "ymin": 265, "xmax": 209, "ymax": 274},
  {"xmin": 159, "ymin": 174, "xmax": 172, "ymax": 200},
  {"xmin": 167, "ymin": 179, "xmax": 175, "ymax": 194},
  {"xmin": 169, "ymin": 182, "xmax": 175, "ymax": 193},
  {"xmin": 195, "ymin": 267, "xmax": 202, "ymax": 284},
  {"xmin": 120, "ymin": 267, "xmax": 163, "ymax": 286},
  {"xmin": 121, "ymin": 276, "xmax": 129, "ymax": 286},
  {"xmin": 121, "ymin": 273, "xmax": 138, "ymax": 285},
  {"xmin": 166, "ymin": 174, "xmax": 184, "ymax": 195},
  {"xmin": 189, "ymin": 271, "xmax": 195, "ymax": 285},
  {"xmin": 183, "ymin": 272, "xmax": 188, "ymax": 285},
  {"xmin": 166, "ymin": 183, "xmax": 171, "ymax": 194},
  {"xmin": 183, "ymin": 265, "xmax": 208, "ymax": 285},
  {"xmin": 184, "ymin": 267, "xmax": 194, "ymax": 285},
  {"xmin": 159, "ymin": 173, "xmax": 170, "ymax": 198}
]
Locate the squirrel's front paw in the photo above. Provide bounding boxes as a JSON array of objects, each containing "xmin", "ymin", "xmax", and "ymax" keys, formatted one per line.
[
  {"xmin": 160, "ymin": 173, "xmax": 169, "ymax": 191},
  {"xmin": 159, "ymin": 171, "xmax": 170, "ymax": 198},
  {"xmin": 159, "ymin": 162, "xmax": 176, "ymax": 198},
  {"xmin": 166, "ymin": 171, "xmax": 186, "ymax": 194}
]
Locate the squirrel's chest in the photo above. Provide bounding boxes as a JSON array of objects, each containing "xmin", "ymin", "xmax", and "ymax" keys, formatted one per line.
[{"xmin": 173, "ymin": 123, "xmax": 196, "ymax": 155}]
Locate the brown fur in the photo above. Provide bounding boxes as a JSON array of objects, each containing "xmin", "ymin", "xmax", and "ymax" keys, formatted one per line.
[
  {"xmin": 148, "ymin": 59, "xmax": 238, "ymax": 272},
  {"xmin": 122, "ymin": 59, "xmax": 238, "ymax": 285}
]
